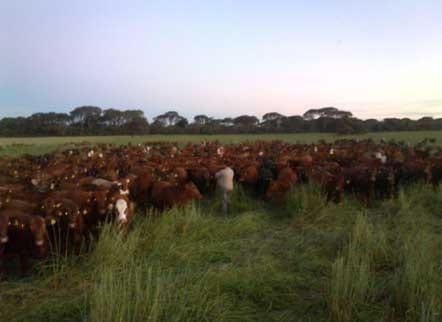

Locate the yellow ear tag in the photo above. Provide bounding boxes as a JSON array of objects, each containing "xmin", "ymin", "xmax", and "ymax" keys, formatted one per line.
[{"xmin": 51, "ymin": 219, "xmax": 56, "ymax": 225}]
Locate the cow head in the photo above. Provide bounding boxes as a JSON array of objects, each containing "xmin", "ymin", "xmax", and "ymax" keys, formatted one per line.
[
  {"xmin": 265, "ymin": 181, "xmax": 284, "ymax": 199},
  {"xmin": 94, "ymin": 190, "xmax": 109, "ymax": 216},
  {"xmin": 172, "ymin": 167, "xmax": 188, "ymax": 182},
  {"xmin": 240, "ymin": 165, "xmax": 258, "ymax": 184},
  {"xmin": 62, "ymin": 202, "xmax": 81, "ymax": 229},
  {"xmin": 184, "ymin": 182, "xmax": 203, "ymax": 200},
  {"xmin": 30, "ymin": 216, "xmax": 47, "ymax": 248},
  {"xmin": 0, "ymin": 214, "xmax": 8, "ymax": 244},
  {"xmin": 114, "ymin": 198, "xmax": 129, "ymax": 224}
]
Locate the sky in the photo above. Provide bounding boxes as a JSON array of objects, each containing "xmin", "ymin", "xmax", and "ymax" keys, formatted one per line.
[{"xmin": 1, "ymin": 0, "xmax": 442, "ymax": 121}]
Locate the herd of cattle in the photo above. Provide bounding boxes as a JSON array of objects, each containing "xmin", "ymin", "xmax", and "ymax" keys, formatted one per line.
[{"xmin": 0, "ymin": 139, "xmax": 441, "ymax": 275}]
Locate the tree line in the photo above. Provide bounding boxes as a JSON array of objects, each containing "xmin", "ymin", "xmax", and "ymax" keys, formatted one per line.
[{"xmin": 0, "ymin": 106, "xmax": 441, "ymax": 137}]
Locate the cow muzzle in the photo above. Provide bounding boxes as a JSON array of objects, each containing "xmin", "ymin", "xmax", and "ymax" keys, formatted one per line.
[
  {"xmin": 35, "ymin": 239, "xmax": 44, "ymax": 246},
  {"xmin": 117, "ymin": 217, "xmax": 128, "ymax": 224}
]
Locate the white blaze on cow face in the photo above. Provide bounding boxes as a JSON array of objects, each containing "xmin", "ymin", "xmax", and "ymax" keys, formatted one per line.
[
  {"xmin": 329, "ymin": 148, "xmax": 335, "ymax": 155},
  {"xmin": 375, "ymin": 152, "xmax": 387, "ymax": 164},
  {"xmin": 35, "ymin": 239, "xmax": 44, "ymax": 246},
  {"xmin": 115, "ymin": 199, "xmax": 128, "ymax": 223},
  {"xmin": 119, "ymin": 189, "xmax": 130, "ymax": 196}
]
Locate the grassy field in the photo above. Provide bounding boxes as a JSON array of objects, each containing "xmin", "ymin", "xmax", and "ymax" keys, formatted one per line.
[
  {"xmin": 0, "ymin": 132, "xmax": 441, "ymax": 322},
  {"xmin": 0, "ymin": 131, "xmax": 441, "ymax": 157},
  {"xmin": 0, "ymin": 185, "xmax": 441, "ymax": 322}
]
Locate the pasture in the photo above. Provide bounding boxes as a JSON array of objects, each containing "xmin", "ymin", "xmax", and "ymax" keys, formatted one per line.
[
  {"xmin": 1, "ymin": 131, "xmax": 442, "ymax": 157},
  {"xmin": 0, "ymin": 133, "xmax": 441, "ymax": 322}
]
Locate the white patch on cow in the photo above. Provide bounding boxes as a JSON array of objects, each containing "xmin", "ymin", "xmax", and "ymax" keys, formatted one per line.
[
  {"xmin": 329, "ymin": 148, "xmax": 335, "ymax": 155},
  {"xmin": 99, "ymin": 153, "xmax": 103, "ymax": 158},
  {"xmin": 50, "ymin": 183, "xmax": 55, "ymax": 190},
  {"xmin": 119, "ymin": 189, "xmax": 130, "ymax": 196},
  {"xmin": 0, "ymin": 236, "xmax": 8, "ymax": 243},
  {"xmin": 35, "ymin": 239, "xmax": 44, "ymax": 246},
  {"xmin": 31, "ymin": 179, "xmax": 39, "ymax": 186},
  {"xmin": 314, "ymin": 146, "xmax": 318, "ymax": 152},
  {"xmin": 69, "ymin": 150, "xmax": 73, "ymax": 155},
  {"xmin": 258, "ymin": 151, "xmax": 264, "ymax": 156},
  {"xmin": 108, "ymin": 204, "xmax": 114, "ymax": 211},
  {"xmin": 375, "ymin": 152, "xmax": 387, "ymax": 164},
  {"xmin": 115, "ymin": 199, "xmax": 128, "ymax": 222},
  {"xmin": 69, "ymin": 223, "xmax": 76, "ymax": 228}
]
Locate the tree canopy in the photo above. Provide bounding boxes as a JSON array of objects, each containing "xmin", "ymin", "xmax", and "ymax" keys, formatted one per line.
[{"xmin": 0, "ymin": 106, "xmax": 440, "ymax": 137}]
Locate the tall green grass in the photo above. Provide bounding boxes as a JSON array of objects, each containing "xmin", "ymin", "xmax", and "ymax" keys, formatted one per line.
[
  {"xmin": 1, "ymin": 184, "xmax": 441, "ymax": 321},
  {"xmin": 329, "ymin": 213, "xmax": 388, "ymax": 322}
]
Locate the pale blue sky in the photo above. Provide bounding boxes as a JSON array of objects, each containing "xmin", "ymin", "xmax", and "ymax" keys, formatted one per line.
[{"xmin": 1, "ymin": 0, "xmax": 441, "ymax": 120}]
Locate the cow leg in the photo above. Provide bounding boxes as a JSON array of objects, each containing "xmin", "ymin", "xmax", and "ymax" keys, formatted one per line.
[
  {"xmin": 19, "ymin": 252, "xmax": 30, "ymax": 275},
  {"xmin": 0, "ymin": 246, "xmax": 6, "ymax": 279},
  {"xmin": 221, "ymin": 190, "xmax": 230, "ymax": 214}
]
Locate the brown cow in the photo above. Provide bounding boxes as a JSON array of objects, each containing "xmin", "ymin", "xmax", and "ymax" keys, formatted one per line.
[
  {"xmin": 0, "ymin": 209, "xmax": 47, "ymax": 274},
  {"xmin": 151, "ymin": 181, "xmax": 202, "ymax": 211},
  {"xmin": 265, "ymin": 167, "xmax": 298, "ymax": 200}
]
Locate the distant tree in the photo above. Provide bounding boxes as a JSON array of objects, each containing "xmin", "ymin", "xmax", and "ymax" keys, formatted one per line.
[
  {"xmin": 219, "ymin": 117, "xmax": 234, "ymax": 127},
  {"xmin": 193, "ymin": 114, "xmax": 210, "ymax": 126},
  {"xmin": 234, "ymin": 115, "xmax": 259, "ymax": 127},
  {"xmin": 175, "ymin": 117, "xmax": 189, "ymax": 128},
  {"xmin": 70, "ymin": 106, "xmax": 102, "ymax": 134},
  {"xmin": 416, "ymin": 117, "xmax": 434, "ymax": 131},
  {"xmin": 262, "ymin": 112, "xmax": 286, "ymax": 130},
  {"xmin": 153, "ymin": 111, "xmax": 185, "ymax": 127},
  {"xmin": 303, "ymin": 107, "xmax": 352, "ymax": 120},
  {"xmin": 282, "ymin": 115, "xmax": 305, "ymax": 132}
]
